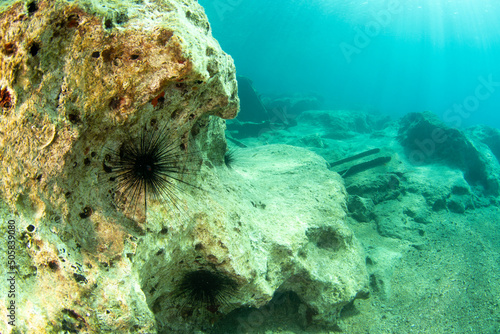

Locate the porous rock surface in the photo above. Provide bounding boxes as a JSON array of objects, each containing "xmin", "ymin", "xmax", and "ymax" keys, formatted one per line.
[
  {"xmin": 0, "ymin": 1, "xmax": 368, "ymax": 333},
  {"xmin": 140, "ymin": 144, "xmax": 368, "ymax": 332}
]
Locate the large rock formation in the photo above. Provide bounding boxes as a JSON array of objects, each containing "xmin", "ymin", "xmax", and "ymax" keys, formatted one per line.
[
  {"xmin": 139, "ymin": 144, "xmax": 368, "ymax": 332},
  {"xmin": 0, "ymin": 1, "xmax": 368, "ymax": 333}
]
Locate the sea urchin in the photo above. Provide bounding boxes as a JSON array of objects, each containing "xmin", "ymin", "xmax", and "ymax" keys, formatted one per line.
[
  {"xmin": 176, "ymin": 269, "xmax": 238, "ymax": 312},
  {"xmin": 104, "ymin": 121, "xmax": 197, "ymax": 216},
  {"xmin": 224, "ymin": 148, "xmax": 236, "ymax": 169}
]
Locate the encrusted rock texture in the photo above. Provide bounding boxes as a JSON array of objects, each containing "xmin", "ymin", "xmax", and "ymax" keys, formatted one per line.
[
  {"xmin": 141, "ymin": 144, "xmax": 368, "ymax": 332},
  {"xmin": 0, "ymin": 1, "xmax": 368, "ymax": 333}
]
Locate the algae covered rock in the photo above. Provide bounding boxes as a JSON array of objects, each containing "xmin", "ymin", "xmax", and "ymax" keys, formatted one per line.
[
  {"xmin": 0, "ymin": 1, "xmax": 368, "ymax": 333},
  {"xmin": 0, "ymin": 0, "xmax": 236, "ymax": 332},
  {"xmin": 0, "ymin": 0, "xmax": 238, "ymax": 217}
]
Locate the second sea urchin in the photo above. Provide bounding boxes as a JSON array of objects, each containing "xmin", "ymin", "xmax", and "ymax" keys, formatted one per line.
[{"xmin": 175, "ymin": 269, "xmax": 238, "ymax": 312}]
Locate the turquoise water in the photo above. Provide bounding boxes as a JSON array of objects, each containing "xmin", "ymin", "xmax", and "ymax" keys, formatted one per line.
[{"xmin": 199, "ymin": 0, "xmax": 500, "ymax": 129}]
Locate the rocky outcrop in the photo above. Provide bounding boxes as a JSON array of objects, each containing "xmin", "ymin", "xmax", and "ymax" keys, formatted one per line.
[
  {"xmin": 138, "ymin": 144, "xmax": 368, "ymax": 332},
  {"xmin": 398, "ymin": 111, "xmax": 499, "ymax": 195},
  {"xmin": 467, "ymin": 125, "xmax": 500, "ymax": 163},
  {"xmin": 0, "ymin": 0, "xmax": 237, "ymax": 332}
]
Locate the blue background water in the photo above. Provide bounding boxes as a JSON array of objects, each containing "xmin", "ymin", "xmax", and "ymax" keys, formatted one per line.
[{"xmin": 199, "ymin": 0, "xmax": 500, "ymax": 129}]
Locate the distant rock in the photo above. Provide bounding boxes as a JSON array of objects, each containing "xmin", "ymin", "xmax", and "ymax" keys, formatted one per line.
[
  {"xmin": 398, "ymin": 111, "xmax": 499, "ymax": 195},
  {"xmin": 465, "ymin": 125, "xmax": 500, "ymax": 195},
  {"xmin": 236, "ymin": 76, "xmax": 269, "ymax": 122},
  {"xmin": 467, "ymin": 125, "xmax": 500, "ymax": 163},
  {"xmin": 262, "ymin": 93, "xmax": 324, "ymax": 119},
  {"xmin": 298, "ymin": 110, "xmax": 390, "ymax": 139}
]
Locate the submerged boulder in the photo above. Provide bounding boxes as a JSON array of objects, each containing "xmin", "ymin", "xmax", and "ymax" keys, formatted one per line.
[
  {"xmin": 139, "ymin": 144, "xmax": 368, "ymax": 332},
  {"xmin": 465, "ymin": 125, "xmax": 500, "ymax": 195},
  {"xmin": 467, "ymin": 125, "xmax": 500, "ymax": 163},
  {"xmin": 398, "ymin": 111, "xmax": 499, "ymax": 195}
]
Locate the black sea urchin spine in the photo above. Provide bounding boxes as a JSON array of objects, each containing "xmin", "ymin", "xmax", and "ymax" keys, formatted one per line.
[
  {"xmin": 175, "ymin": 269, "xmax": 238, "ymax": 312},
  {"xmin": 224, "ymin": 148, "xmax": 237, "ymax": 169},
  {"xmin": 104, "ymin": 121, "xmax": 198, "ymax": 216}
]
